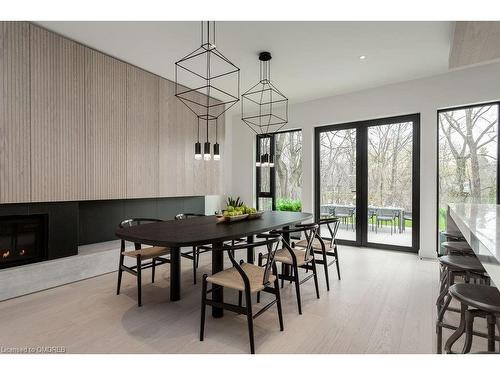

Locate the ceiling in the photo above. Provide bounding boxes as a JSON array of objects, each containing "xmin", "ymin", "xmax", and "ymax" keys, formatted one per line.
[{"xmin": 36, "ymin": 21, "xmax": 453, "ymax": 105}]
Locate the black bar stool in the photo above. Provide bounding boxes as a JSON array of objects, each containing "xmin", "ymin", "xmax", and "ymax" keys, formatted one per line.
[
  {"xmin": 441, "ymin": 241, "xmax": 474, "ymax": 256},
  {"xmin": 445, "ymin": 284, "xmax": 500, "ymax": 353},
  {"xmin": 441, "ymin": 231, "xmax": 465, "ymax": 241},
  {"xmin": 436, "ymin": 254, "xmax": 489, "ymax": 353}
]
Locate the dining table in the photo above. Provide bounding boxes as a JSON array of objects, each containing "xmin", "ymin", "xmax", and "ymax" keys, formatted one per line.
[{"xmin": 115, "ymin": 210, "xmax": 312, "ymax": 317}]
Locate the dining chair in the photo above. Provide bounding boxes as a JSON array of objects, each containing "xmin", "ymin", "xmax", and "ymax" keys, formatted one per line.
[
  {"xmin": 116, "ymin": 218, "xmax": 170, "ymax": 307},
  {"xmin": 293, "ymin": 217, "xmax": 341, "ymax": 291},
  {"xmin": 260, "ymin": 223, "xmax": 320, "ymax": 315},
  {"xmin": 200, "ymin": 234, "xmax": 283, "ymax": 354},
  {"xmin": 174, "ymin": 213, "xmax": 211, "ymax": 284}
]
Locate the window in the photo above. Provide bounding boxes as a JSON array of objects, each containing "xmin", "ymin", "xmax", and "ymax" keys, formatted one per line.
[
  {"xmin": 437, "ymin": 102, "xmax": 499, "ymax": 253},
  {"xmin": 256, "ymin": 130, "xmax": 302, "ymax": 211}
]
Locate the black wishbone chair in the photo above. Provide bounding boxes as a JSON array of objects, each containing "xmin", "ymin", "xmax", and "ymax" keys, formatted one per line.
[
  {"xmin": 200, "ymin": 234, "xmax": 283, "ymax": 354},
  {"xmin": 293, "ymin": 217, "xmax": 341, "ymax": 291},
  {"xmin": 260, "ymin": 223, "xmax": 320, "ymax": 315},
  {"xmin": 174, "ymin": 213, "xmax": 212, "ymax": 284},
  {"xmin": 116, "ymin": 218, "xmax": 170, "ymax": 307}
]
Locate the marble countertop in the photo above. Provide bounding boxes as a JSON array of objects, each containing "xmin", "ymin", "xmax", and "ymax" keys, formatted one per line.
[{"xmin": 448, "ymin": 203, "xmax": 500, "ymax": 287}]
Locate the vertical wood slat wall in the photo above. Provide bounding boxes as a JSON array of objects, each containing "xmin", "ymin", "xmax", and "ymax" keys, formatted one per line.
[
  {"xmin": 0, "ymin": 22, "xmax": 224, "ymax": 203},
  {"xmin": 0, "ymin": 22, "xmax": 31, "ymax": 203},
  {"xmin": 126, "ymin": 65, "xmax": 159, "ymax": 198},
  {"xmin": 30, "ymin": 24, "xmax": 87, "ymax": 202},
  {"xmin": 85, "ymin": 49, "xmax": 127, "ymax": 200}
]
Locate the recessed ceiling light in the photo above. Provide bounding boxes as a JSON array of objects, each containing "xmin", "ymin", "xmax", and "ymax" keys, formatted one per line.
[{"xmin": 359, "ymin": 55, "xmax": 367, "ymax": 60}]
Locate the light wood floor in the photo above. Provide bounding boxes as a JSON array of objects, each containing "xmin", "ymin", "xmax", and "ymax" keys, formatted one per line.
[{"xmin": 0, "ymin": 245, "xmax": 493, "ymax": 353}]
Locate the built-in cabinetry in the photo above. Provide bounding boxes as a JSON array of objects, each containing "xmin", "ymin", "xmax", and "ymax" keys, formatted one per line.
[{"xmin": 0, "ymin": 22, "xmax": 225, "ymax": 203}]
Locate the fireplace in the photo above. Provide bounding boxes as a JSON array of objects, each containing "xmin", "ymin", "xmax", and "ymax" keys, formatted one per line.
[{"xmin": 0, "ymin": 215, "xmax": 48, "ymax": 269}]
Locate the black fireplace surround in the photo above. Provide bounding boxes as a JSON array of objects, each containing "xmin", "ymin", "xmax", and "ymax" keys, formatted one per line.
[
  {"xmin": 0, "ymin": 214, "xmax": 48, "ymax": 269},
  {"xmin": 0, "ymin": 196, "xmax": 204, "ymax": 270}
]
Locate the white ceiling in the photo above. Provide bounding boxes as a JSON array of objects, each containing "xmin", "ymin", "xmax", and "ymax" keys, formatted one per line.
[{"xmin": 36, "ymin": 21, "xmax": 453, "ymax": 104}]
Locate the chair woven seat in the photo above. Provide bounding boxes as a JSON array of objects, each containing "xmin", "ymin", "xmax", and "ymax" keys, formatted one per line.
[
  {"xmin": 449, "ymin": 284, "xmax": 500, "ymax": 314},
  {"xmin": 295, "ymin": 238, "xmax": 331, "ymax": 251},
  {"xmin": 122, "ymin": 246, "xmax": 170, "ymax": 260},
  {"xmin": 438, "ymin": 255, "xmax": 484, "ymax": 272},
  {"xmin": 442, "ymin": 241, "xmax": 472, "ymax": 252},
  {"xmin": 207, "ymin": 263, "xmax": 276, "ymax": 293},
  {"xmin": 274, "ymin": 248, "xmax": 310, "ymax": 266}
]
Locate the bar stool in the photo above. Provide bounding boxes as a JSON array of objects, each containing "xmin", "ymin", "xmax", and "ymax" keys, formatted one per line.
[
  {"xmin": 441, "ymin": 241, "xmax": 474, "ymax": 256},
  {"xmin": 445, "ymin": 284, "xmax": 500, "ymax": 353},
  {"xmin": 436, "ymin": 254, "xmax": 488, "ymax": 353},
  {"xmin": 441, "ymin": 231, "xmax": 465, "ymax": 241}
]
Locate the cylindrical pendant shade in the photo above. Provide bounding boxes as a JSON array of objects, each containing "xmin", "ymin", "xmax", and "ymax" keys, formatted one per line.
[
  {"xmin": 213, "ymin": 143, "xmax": 220, "ymax": 160},
  {"xmin": 195, "ymin": 142, "xmax": 202, "ymax": 160},
  {"xmin": 204, "ymin": 142, "xmax": 211, "ymax": 161}
]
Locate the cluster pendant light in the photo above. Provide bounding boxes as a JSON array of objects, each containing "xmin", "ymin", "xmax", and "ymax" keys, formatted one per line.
[
  {"xmin": 175, "ymin": 21, "xmax": 240, "ymax": 161},
  {"xmin": 241, "ymin": 51, "xmax": 288, "ymax": 167}
]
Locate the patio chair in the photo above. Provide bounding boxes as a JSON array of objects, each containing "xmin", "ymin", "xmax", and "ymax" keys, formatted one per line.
[
  {"xmin": 333, "ymin": 206, "xmax": 355, "ymax": 231},
  {"xmin": 375, "ymin": 208, "xmax": 398, "ymax": 235}
]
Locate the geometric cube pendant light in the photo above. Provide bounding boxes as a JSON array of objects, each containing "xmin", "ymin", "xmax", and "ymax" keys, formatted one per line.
[
  {"xmin": 241, "ymin": 51, "xmax": 288, "ymax": 136},
  {"xmin": 175, "ymin": 21, "xmax": 240, "ymax": 160}
]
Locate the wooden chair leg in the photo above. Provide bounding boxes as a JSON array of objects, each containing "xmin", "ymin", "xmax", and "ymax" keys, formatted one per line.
[
  {"xmin": 487, "ymin": 314, "xmax": 496, "ymax": 352},
  {"xmin": 200, "ymin": 274, "xmax": 207, "ymax": 341},
  {"xmin": 462, "ymin": 310, "xmax": 474, "ymax": 354},
  {"xmin": 257, "ymin": 253, "xmax": 263, "ymax": 303},
  {"xmin": 274, "ymin": 277, "xmax": 284, "ymax": 331},
  {"xmin": 152, "ymin": 257, "xmax": 156, "ymax": 283},
  {"xmin": 445, "ymin": 302, "xmax": 467, "ymax": 353},
  {"xmin": 293, "ymin": 265, "xmax": 302, "ymax": 315},
  {"xmin": 321, "ymin": 249, "xmax": 330, "ymax": 291},
  {"xmin": 281, "ymin": 263, "xmax": 285, "ymax": 289},
  {"xmin": 192, "ymin": 246, "xmax": 197, "ymax": 285},
  {"xmin": 136, "ymin": 255, "xmax": 142, "ymax": 307},
  {"xmin": 245, "ymin": 289, "xmax": 255, "ymax": 354},
  {"xmin": 334, "ymin": 245, "xmax": 341, "ymax": 280},
  {"xmin": 116, "ymin": 254, "xmax": 124, "ymax": 295},
  {"xmin": 312, "ymin": 259, "xmax": 320, "ymax": 299}
]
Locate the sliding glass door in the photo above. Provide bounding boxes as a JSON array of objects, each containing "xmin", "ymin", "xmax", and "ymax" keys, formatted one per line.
[
  {"xmin": 315, "ymin": 114, "xmax": 420, "ymax": 252},
  {"xmin": 437, "ymin": 102, "xmax": 499, "ymax": 254},
  {"xmin": 318, "ymin": 127, "xmax": 357, "ymax": 241}
]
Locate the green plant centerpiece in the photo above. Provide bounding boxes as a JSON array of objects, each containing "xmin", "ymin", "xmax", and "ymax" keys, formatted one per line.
[{"xmin": 223, "ymin": 196, "xmax": 258, "ymax": 218}]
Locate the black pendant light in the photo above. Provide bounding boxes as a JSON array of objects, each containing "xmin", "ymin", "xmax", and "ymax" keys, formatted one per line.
[
  {"xmin": 175, "ymin": 21, "xmax": 240, "ymax": 160},
  {"xmin": 213, "ymin": 118, "xmax": 220, "ymax": 160},
  {"xmin": 241, "ymin": 51, "xmax": 288, "ymax": 136},
  {"xmin": 243, "ymin": 52, "xmax": 287, "ymax": 168},
  {"xmin": 194, "ymin": 118, "xmax": 202, "ymax": 160}
]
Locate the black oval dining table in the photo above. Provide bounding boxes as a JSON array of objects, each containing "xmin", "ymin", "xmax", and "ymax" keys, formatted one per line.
[{"xmin": 115, "ymin": 211, "xmax": 312, "ymax": 317}]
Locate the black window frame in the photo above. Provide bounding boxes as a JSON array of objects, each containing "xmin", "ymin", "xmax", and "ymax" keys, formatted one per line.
[
  {"xmin": 256, "ymin": 129, "xmax": 302, "ymax": 211},
  {"xmin": 436, "ymin": 101, "xmax": 500, "ymax": 255},
  {"xmin": 314, "ymin": 113, "xmax": 421, "ymax": 253}
]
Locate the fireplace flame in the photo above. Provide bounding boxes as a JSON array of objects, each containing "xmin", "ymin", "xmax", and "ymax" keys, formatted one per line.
[
  {"xmin": 19, "ymin": 249, "xmax": 26, "ymax": 256},
  {"xmin": 2, "ymin": 250, "xmax": 10, "ymax": 259}
]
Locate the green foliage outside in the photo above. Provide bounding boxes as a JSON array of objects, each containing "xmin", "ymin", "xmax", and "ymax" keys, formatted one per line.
[{"xmin": 276, "ymin": 198, "xmax": 302, "ymax": 212}]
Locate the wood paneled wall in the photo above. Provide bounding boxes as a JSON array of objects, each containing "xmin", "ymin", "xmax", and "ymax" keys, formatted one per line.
[
  {"xmin": 30, "ymin": 25, "xmax": 87, "ymax": 202},
  {"xmin": 0, "ymin": 22, "xmax": 225, "ymax": 203},
  {"xmin": 0, "ymin": 22, "xmax": 31, "ymax": 203},
  {"xmin": 126, "ymin": 66, "xmax": 159, "ymax": 198},
  {"xmin": 85, "ymin": 49, "xmax": 128, "ymax": 200}
]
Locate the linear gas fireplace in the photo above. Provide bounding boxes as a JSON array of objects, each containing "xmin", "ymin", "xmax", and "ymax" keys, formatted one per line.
[{"xmin": 0, "ymin": 215, "xmax": 48, "ymax": 269}]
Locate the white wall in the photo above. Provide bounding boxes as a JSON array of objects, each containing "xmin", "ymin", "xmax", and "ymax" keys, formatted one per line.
[{"xmin": 227, "ymin": 61, "xmax": 500, "ymax": 258}]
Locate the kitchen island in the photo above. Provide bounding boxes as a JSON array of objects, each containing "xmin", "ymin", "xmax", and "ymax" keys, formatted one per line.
[{"xmin": 447, "ymin": 203, "xmax": 500, "ymax": 288}]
